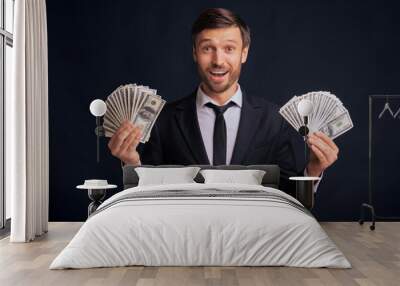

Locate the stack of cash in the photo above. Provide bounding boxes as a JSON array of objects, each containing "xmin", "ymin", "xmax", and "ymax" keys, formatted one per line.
[
  {"xmin": 103, "ymin": 84, "xmax": 166, "ymax": 143},
  {"xmin": 279, "ymin": 91, "xmax": 353, "ymax": 139}
]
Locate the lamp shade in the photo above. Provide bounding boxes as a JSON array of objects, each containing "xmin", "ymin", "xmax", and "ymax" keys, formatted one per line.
[
  {"xmin": 297, "ymin": 99, "xmax": 313, "ymax": 117},
  {"xmin": 89, "ymin": 99, "xmax": 107, "ymax": 117}
]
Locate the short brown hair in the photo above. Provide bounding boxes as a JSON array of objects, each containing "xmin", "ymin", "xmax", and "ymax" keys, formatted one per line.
[{"xmin": 191, "ymin": 8, "xmax": 251, "ymax": 48}]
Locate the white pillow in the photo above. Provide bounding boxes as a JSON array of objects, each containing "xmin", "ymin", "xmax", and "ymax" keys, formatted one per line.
[
  {"xmin": 200, "ymin": 169, "xmax": 266, "ymax": 185},
  {"xmin": 135, "ymin": 167, "xmax": 201, "ymax": 186}
]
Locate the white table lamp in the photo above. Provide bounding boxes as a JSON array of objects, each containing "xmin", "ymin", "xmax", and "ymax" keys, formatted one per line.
[{"xmin": 89, "ymin": 99, "xmax": 107, "ymax": 162}]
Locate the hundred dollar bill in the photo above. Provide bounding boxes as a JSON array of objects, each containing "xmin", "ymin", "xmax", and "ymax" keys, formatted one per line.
[
  {"xmin": 319, "ymin": 111, "xmax": 353, "ymax": 139},
  {"xmin": 142, "ymin": 96, "xmax": 165, "ymax": 143},
  {"xmin": 136, "ymin": 88, "xmax": 158, "ymax": 142},
  {"xmin": 133, "ymin": 93, "xmax": 166, "ymax": 143}
]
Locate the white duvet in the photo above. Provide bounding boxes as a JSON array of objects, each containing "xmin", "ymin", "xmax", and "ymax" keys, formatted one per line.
[{"xmin": 50, "ymin": 183, "xmax": 351, "ymax": 269}]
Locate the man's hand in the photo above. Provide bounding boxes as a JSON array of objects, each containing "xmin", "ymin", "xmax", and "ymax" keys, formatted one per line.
[
  {"xmin": 306, "ymin": 131, "xmax": 339, "ymax": 177},
  {"xmin": 108, "ymin": 120, "xmax": 142, "ymax": 165}
]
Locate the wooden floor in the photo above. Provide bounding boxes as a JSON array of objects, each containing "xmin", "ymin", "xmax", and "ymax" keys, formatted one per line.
[{"xmin": 0, "ymin": 222, "xmax": 399, "ymax": 286}]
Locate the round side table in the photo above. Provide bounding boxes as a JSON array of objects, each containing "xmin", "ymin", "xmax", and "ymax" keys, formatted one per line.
[
  {"xmin": 76, "ymin": 183, "xmax": 117, "ymax": 217},
  {"xmin": 289, "ymin": 176, "xmax": 320, "ymax": 210}
]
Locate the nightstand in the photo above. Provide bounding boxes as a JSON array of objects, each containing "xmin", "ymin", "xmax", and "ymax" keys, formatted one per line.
[
  {"xmin": 77, "ymin": 180, "xmax": 117, "ymax": 217},
  {"xmin": 289, "ymin": 176, "xmax": 320, "ymax": 210}
]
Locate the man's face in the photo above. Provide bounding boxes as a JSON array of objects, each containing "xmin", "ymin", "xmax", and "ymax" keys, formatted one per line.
[{"xmin": 193, "ymin": 26, "xmax": 249, "ymax": 94}]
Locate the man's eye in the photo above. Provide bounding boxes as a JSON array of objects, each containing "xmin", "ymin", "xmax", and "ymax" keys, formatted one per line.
[
  {"xmin": 202, "ymin": 46, "xmax": 211, "ymax": 52},
  {"xmin": 225, "ymin": 46, "xmax": 235, "ymax": 52}
]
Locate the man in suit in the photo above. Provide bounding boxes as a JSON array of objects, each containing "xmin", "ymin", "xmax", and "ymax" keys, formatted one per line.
[{"xmin": 108, "ymin": 8, "xmax": 339, "ymax": 196}]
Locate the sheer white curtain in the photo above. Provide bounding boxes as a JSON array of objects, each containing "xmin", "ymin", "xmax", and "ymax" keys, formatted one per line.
[{"xmin": 6, "ymin": 0, "xmax": 49, "ymax": 242}]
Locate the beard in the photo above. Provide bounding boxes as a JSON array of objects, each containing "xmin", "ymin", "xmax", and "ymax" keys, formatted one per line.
[{"xmin": 197, "ymin": 62, "xmax": 242, "ymax": 94}]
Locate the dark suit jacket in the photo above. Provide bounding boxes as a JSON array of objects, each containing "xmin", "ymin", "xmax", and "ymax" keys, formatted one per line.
[{"xmin": 138, "ymin": 91, "xmax": 304, "ymax": 197}]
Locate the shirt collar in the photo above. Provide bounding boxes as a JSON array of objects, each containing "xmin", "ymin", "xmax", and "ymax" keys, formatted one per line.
[{"xmin": 196, "ymin": 84, "xmax": 243, "ymax": 108}]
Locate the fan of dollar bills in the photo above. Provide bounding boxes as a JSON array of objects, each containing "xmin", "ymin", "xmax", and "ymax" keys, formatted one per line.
[
  {"xmin": 279, "ymin": 91, "xmax": 353, "ymax": 139},
  {"xmin": 103, "ymin": 84, "xmax": 166, "ymax": 143}
]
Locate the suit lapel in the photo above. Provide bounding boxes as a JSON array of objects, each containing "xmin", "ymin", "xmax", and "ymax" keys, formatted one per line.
[
  {"xmin": 230, "ymin": 92, "xmax": 263, "ymax": 164},
  {"xmin": 175, "ymin": 93, "xmax": 210, "ymax": 164}
]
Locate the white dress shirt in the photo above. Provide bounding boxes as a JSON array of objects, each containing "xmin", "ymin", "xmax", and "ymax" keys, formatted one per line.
[
  {"xmin": 195, "ymin": 84, "xmax": 322, "ymax": 191},
  {"xmin": 196, "ymin": 85, "xmax": 242, "ymax": 165}
]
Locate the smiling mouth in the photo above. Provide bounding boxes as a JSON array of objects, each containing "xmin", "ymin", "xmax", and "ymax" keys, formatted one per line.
[{"xmin": 209, "ymin": 71, "xmax": 228, "ymax": 77}]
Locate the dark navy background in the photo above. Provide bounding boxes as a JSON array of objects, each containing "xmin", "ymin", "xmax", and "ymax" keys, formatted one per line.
[{"xmin": 47, "ymin": 0, "xmax": 400, "ymax": 221}]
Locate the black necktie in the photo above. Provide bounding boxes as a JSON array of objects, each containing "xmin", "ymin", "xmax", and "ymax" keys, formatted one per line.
[{"xmin": 205, "ymin": 101, "xmax": 236, "ymax": 165}]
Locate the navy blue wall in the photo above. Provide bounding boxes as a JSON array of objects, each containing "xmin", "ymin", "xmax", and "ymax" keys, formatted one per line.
[{"xmin": 47, "ymin": 0, "xmax": 400, "ymax": 221}]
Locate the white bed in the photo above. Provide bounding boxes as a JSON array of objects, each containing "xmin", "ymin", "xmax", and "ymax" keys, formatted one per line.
[{"xmin": 50, "ymin": 183, "xmax": 350, "ymax": 269}]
